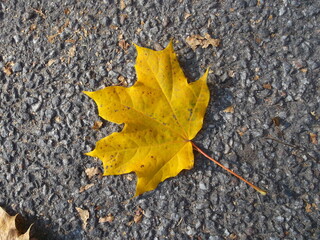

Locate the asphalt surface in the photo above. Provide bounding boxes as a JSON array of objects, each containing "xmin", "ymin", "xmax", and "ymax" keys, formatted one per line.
[{"xmin": 0, "ymin": 0, "xmax": 319, "ymax": 239}]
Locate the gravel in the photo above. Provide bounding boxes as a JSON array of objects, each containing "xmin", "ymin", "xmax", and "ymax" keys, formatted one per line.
[{"xmin": 0, "ymin": 0, "xmax": 319, "ymax": 239}]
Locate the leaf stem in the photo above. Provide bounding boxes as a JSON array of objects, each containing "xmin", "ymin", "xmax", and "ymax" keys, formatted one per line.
[{"xmin": 191, "ymin": 141, "xmax": 267, "ymax": 195}]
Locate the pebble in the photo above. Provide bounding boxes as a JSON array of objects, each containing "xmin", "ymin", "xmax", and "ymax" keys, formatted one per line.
[
  {"xmin": 12, "ymin": 62, "xmax": 23, "ymax": 72},
  {"xmin": 199, "ymin": 182, "xmax": 208, "ymax": 190}
]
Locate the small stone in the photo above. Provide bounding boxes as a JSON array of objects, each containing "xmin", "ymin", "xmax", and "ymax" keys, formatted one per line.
[
  {"xmin": 199, "ymin": 182, "xmax": 207, "ymax": 190},
  {"xmin": 45, "ymin": 109, "xmax": 56, "ymax": 120},
  {"xmin": 13, "ymin": 35, "xmax": 21, "ymax": 43},
  {"xmin": 108, "ymin": 70, "xmax": 119, "ymax": 80},
  {"xmin": 31, "ymin": 100, "xmax": 42, "ymax": 112},
  {"xmin": 12, "ymin": 62, "xmax": 23, "ymax": 72},
  {"xmin": 144, "ymin": 209, "xmax": 152, "ymax": 218},
  {"xmin": 101, "ymin": 16, "xmax": 111, "ymax": 26},
  {"xmin": 186, "ymin": 226, "xmax": 195, "ymax": 236},
  {"xmin": 195, "ymin": 220, "xmax": 201, "ymax": 229},
  {"xmin": 275, "ymin": 215, "xmax": 285, "ymax": 222},
  {"xmin": 279, "ymin": 7, "xmax": 286, "ymax": 16},
  {"xmin": 98, "ymin": 66, "xmax": 107, "ymax": 77},
  {"xmin": 258, "ymin": 28, "xmax": 270, "ymax": 38}
]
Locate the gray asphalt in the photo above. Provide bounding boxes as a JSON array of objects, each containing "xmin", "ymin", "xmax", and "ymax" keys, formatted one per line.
[{"xmin": 0, "ymin": 0, "xmax": 319, "ymax": 239}]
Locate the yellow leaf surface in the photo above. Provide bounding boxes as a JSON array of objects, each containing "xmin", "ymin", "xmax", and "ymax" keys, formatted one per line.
[
  {"xmin": 84, "ymin": 41, "xmax": 209, "ymax": 196},
  {"xmin": 0, "ymin": 207, "xmax": 31, "ymax": 240}
]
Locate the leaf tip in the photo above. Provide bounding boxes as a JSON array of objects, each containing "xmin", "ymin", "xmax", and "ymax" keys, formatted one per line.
[
  {"xmin": 133, "ymin": 190, "xmax": 143, "ymax": 198},
  {"xmin": 82, "ymin": 90, "xmax": 92, "ymax": 97},
  {"xmin": 133, "ymin": 42, "xmax": 143, "ymax": 52},
  {"xmin": 84, "ymin": 150, "xmax": 95, "ymax": 157}
]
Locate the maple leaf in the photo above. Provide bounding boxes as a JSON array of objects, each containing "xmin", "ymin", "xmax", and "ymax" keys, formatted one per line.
[
  {"xmin": 84, "ymin": 41, "xmax": 209, "ymax": 196},
  {"xmin": 0, "ymin": 207, "xmax": 31, "ymax": 240},
  {"xmin": 84, "ymin": 41, "xmax": 266, "ymax": 197}
]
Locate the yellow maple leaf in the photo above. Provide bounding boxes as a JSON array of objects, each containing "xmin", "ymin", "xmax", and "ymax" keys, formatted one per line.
[
  {"xmin": 0, "ymin": 207, "xmax": 31, "ymax": 240},
  {"xmin": 84, "ymin": 41, "xmax": 267, "ymax": 197},
  {"xmin": 84, "ymin": 41, "xmax": 209, "ymax": 196}
]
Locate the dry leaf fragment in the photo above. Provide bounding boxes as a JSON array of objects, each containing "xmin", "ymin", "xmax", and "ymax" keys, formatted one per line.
[
  {"xmin": 65, "ymin": 39, "xmax": 76, "ymax": 44},
  {"xmin": 120, "ymin": 0, "xmax": 126, "ymax": 10},
  {"xmin": 310, "ymin": 111, "xmax": 319, "ymax": 120},
  {"xmin": 75, "ymin": 207, "xmax": 89, "ymax": 229},
  {"xmin": 305, "ymin": 203, "xmax": 312, "ymax": 213},
  {"xmin": 92, "ymin": 121, "xmax": 103, "ymax": 130},
  {"xmin": 133, "ymin": 207, "xmax": 144, "ymax": 223},
  {"xmin": 3, "ymin": 62, "xmax": 14, "ymax": 76},
  {"xmin": 186, "ymin": 33, "xmax": 220, "ymax": 50},
  {"xmin": 32, "ymin": 8, "xmax": 46, "ymax": 18},
  {"xmin": 223, "ymin": 106, "xmax": 234, "ymax": 113},
  {"xmin": 29, "ymin": 24, "xmax": 37, "ymax": 31},
  {"xmin": 237, "ymin": 127, "xmax": 248, "ymax": 136},
  {"xmin": 118, "ymin": 39, "xmax": 130, "ymax": 51},
  {"xmin": 79, "ymin": 183, "xmax": 94, "ymax": 193},
  {"xmin": 99, "ymin": 213, "xmax": 114, "ymax": 223},
  {"xmin": 47, "ymin": 59, "xmax": 56, "ymax": 67},
  {"xmin": 68, "ymin": 45, "xmax": 76, "ymax": 58},
  {"xmin": 0, "ymin": 207, "xmax": 31, "ymax": 240},
  {"xmin": 272, "ymin": 117, "xmax": 281, "ymax": 127},
  {"xmin": 47, "ymin": 20, "xmax": 70, "ymax": 43},
  {"xmin": 229, "ymin": 233, "xmax": 238, "ymax": 240},
  {"xmin": 120, "ymin": 14, "xmax": 128, "ymax": 24},
  {"xmin": 126, "ymin": 174, "xmax": 134, "ymax": 181},
  {"xmin": 64, "ymin": 8, "xmax": 70, "ymax": 15},
  {"xmin": 47, "ymin": 34, "xmax": 58, "ymax": 43},
  {"xmin": 83, "ymin": 41, "xmax": 210, "ymax": 196},
  {"xmin": 54, "ymin": 116, "xmax": 62, "ymax": 123},
  {"xmin": 228, "ymin": 70, "xmax": 235, "ymax": 78},
  {"xmin": 184, "ymin": 13, "xmax": 192, "ymax": 19},
  {"xmin": 117, "ymin": 75, "xmax": 128, "ymax": 86},
  {"xmin": 305, "ymin": 203, "xmax": 318, "ymax": 213},
  {"xmin": 85, "ymin": 167, "xmax": 101, "ymax": 179},
  {"xmin": 263, "ymin": 83, "xmax": 272, "ymax": 89},
  {"xmin": 309, "ymin": 133, "xmax": 318, "ymax": 144}
]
